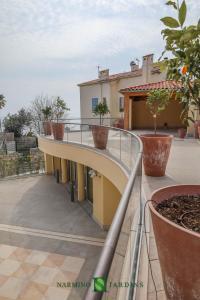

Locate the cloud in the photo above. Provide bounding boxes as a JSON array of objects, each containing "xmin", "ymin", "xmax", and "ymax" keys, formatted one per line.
[{"xmin": 0, "ymin": 0, "xmax": 199, "ymax": 116}]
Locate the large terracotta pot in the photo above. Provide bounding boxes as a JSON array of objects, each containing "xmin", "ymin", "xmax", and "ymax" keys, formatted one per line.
[
  {"xmin": 177, "ymin": 128, "xmax": 187, "ymax": 139},
  {"xmin": 52, "ymin": 122, "xmax": 64, "ymax": 141},
  {"xmin": 43, "ymin": 121, "xmax": 52, "ymax": 136},
  {"xmin": 198, "ymin": 126, "xmax": 200, "ymax": 140},
  {"xmin": 194, "ymin": 120, "xmax": 200, "ymax": 139},
  {"xmin": 149, "ymin": 185, "xmax": 200, "ymax": 300},
  {"xmin": 140, "ymin": 134, "xmax": 173, "ymax": 177},
  {"xmin": 91, "ymin": 126, "xmax": 109, "ymax": 150}
]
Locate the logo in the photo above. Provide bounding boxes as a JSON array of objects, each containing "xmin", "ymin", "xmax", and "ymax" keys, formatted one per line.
[{"xmin": 93, "ymin": 277, "xmax": 107, "ymax": 292}]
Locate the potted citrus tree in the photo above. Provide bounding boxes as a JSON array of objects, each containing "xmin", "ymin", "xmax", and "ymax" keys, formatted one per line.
[
  {"xmin": 41, "ymin": 105, "xmax": 52, "ymax": 136},
  {"xmin": 140, "ymin": 89, "xmax": 172, "ymax": 176},
  {"xmin": 52, "ymin": 97, "xmax": 70, "ymax": 141},
  {"xmin": 92, "ymin": 102, "xmax": 110, "ymax": 149},
  {"xmin": 149, "ymin": 1, "xmax": 200, "ymax": 299}
]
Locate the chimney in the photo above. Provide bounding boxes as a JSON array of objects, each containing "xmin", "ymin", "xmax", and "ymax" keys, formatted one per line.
[
  {"xmin": 142, "ymin": 54, "xmax": 154, "ymax": 67},
  {"xmin": 142, "ymin": 54, "xmax": 154, "ymax": 83},
  {"xmin": 98, "ymin": 69, "xmax": 109, "ymax": 79},
  {"xmin": 130, "ymin": 61, "xmax": 139, "ymax": 72}
]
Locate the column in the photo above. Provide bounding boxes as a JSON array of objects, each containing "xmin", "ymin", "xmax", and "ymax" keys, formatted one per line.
[
  {"xmin": 61, "ymin": 158, "xmax": 67, "ymax": 183},
  {"xmin": 77, "ymin": 163, "xmax": 85, "ymax": 201},
  {"xmin": 124, "ymin": 94, "xmax": 130, "ymax": 130},
  {"xmin": 93, "ymin": 174, "xmax": 121, "ymax": 229},
  {"xmin": 44, "ymin": 153, "xmax": 53, "ymax": 175}
]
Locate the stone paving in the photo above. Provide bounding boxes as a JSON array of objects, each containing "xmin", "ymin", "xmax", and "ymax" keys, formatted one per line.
[
  {"xmin": 0, "ymin": 244, "xmax": 84, "ymax": 300},
  {"xmin": 0, "ymin": 176, "xmax": 106, "ymax": 300}
]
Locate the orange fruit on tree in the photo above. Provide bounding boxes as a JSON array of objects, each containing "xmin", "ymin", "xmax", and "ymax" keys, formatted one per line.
[{"xmin": 181, "ymin": 65, "xmax": 188, "ymax": 75}]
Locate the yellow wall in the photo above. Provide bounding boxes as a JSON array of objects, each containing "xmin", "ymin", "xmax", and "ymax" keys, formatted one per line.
[
  {"xmin": 93, "ymin": 174, "xmax": 121, "ymax": 228},
  {"xmin": 38, "ymin": 136, "xmax": 128, "ymax": 194},
  {"xmin": 132, "ymin": 97, "xmax": 183, "ymax": 129}
]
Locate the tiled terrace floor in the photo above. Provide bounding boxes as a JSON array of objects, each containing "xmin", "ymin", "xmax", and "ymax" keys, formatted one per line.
[
  {"xmin": 0, "ymin": 176, "xmax": 106, "ymax": 300},
  {"xmin": 141, "ymin": 138, "xmax": 200, "ymax": 300}
]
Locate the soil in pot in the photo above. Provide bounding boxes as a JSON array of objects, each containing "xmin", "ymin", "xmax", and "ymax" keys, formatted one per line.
[
  {"xmin": 156, "ymin": 195, "xmax": 200, "ymax": 233},
  {"xmin": 91, "ymin": 126, "xmax": 109, "ymax": 150}
]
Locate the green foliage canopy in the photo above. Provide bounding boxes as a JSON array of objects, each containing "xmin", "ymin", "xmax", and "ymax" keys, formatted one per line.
[{"xmin": 161, "ymin": 0, "xmax": 200, "ymax": 124}]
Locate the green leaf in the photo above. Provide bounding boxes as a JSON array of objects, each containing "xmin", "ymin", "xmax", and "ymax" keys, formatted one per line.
[
  {"xmin": 161, "ymin": 17, "xmax": 180, "ymax": 28},
  {"xmin": 166, "ymin": 1, "xmax": 177, "ymax": 9},
  {"xmin": 179, "ymin": 0, "xmax": 187, "ymax": 26}
]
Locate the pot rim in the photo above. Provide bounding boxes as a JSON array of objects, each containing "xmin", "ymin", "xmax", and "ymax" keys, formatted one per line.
[
  {"xmin": 149, "ymin": 184, "xmax": 200, "ymax": 238},
  {"xmin": 140, "ymin": 134, "xmax": 173, "ymax": 139}
]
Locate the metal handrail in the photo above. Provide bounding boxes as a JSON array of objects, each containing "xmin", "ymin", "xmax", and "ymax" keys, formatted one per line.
[
  {"xmin": 39, "ymin": 120, "xmax": 143, "ymax": 299},
  {"xmin": 85, "ymin": 153, "xmax": 142, "ymax": 300}
]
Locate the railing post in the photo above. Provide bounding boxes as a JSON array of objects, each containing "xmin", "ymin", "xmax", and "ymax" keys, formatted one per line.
[
  {"xmin": 120, "ymin": 130, "xmax": 122, "ymax": 161},
  {"xmin": 81, "ymin": 124, "xmax": 83, "ymax": 144}
]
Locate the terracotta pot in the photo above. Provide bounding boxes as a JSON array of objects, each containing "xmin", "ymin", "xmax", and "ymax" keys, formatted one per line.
[
  {"xmin": 194, "ymin": 120, "xmax": 200, "ymax": 139},
  {"xmin": 43, "ymin": 121, "xmax": 52, "ymax": 136},
  {"xmin": 91, "ymin": 126, "xmax": 109, "ymax": 150},
  {"xmin": 149, "ymin": 185, "xmax": 200, "ymax": 300},
  {"xmin": 140, "ymin": 134, "xmax": 172, "ymax": 177},
  {"xmin": 52, "ymin": 122, "xmax": 64, "ymax": 141},
  {"xmin": 177, "ymin": 128, "xmax": 187, "ymax": 139},
  {"xmin": 198, "ymin": 126, "xmax": 200, "ymax": 140}
]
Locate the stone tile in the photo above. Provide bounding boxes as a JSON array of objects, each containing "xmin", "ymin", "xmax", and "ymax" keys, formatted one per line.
[
  {"xmin": 148, "ymin": 290, "xmax": 166, "ymax": 300},
  {"xmin": 18, "ymin": 281, "xmax": 48, "ymax": 300},
  {"xmin": 13, "ymin": 262, "xmax": 38, "ymax": 279},
  {"xmin": 0, "ymin": 275, "xmax": 8, "ymax": 286},
  {"xmin": 25, "ymin": 250, "xmax": 49, "ymax": 265},
  {"xmin": 149, "ymin": 237, "xmax": 158, "ymax": 261},
  {"xmin": 148, "ymin": 260, "xmax": 164, "ymax": 293},
  {"xmin": 45, "ymin": 286, "xmax": 71, "ymax": 300},
  {"xmin": 61, "ymin": 256, "xmax": 85, "ymax": 273},
  {"xmin": 0, "ymin": 245, "xmax": 16, "ymax": 259},
  {"xmin": 32, "ymin": 266, "xmax": 59, "ymax": 285},
  {"xmin": 0, "ymin": 277, "xmax": 26, "ymax": 299},
  {"xmin": 42, "ymin": 253, "xmax": 65, "ymax": 268},
  {"xmin": 9, "ymin": 247, "xmax": 32, "ymax": 261},
  {"xmin": 0, "ymin": 259, "xmax": 21, "ymax": 276},
  {"xmin": 52, "ymin": 270, "xmax": 78, "ymax": 287}
]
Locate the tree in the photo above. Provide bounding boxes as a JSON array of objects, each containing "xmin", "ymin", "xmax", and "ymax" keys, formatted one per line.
[
  {"xmin": 30, "ymin": 95, "xmax": 53, "ymax": 132},
  {"xmin": 146, "ymin": 90, "xmax": 170, "ymax": 135},
  {"xmin": 52, "ymin": 97, "xmax": 70, "ymax": 122},
  {"xmin": 3, "ymin": 108, "xmax": 33, "ymax": 137},
  {"xmin": 160, "ymin": 0, "xmax": 200, "ymax": 124},
  {"xmin": 93, "ymin": 102, "xmax": 110, "ymax": 125},
  {"xmin": 0, "ymin": 95, "xmax": 6, "ymax": 109}
]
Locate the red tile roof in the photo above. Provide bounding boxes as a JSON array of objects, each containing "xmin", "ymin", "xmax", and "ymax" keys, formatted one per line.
[
  {"xmin": 78, "ymin": 69, "xmax": 142, "ymax": 86},
  {"xmin": 120, "ymin": 80, "xmax": 181, "ymax": 93}
]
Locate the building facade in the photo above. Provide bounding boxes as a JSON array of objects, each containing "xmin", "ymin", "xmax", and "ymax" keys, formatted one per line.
[{"xmin": 78, "ymin": 54, "xmax": 166, "ymax": 121}]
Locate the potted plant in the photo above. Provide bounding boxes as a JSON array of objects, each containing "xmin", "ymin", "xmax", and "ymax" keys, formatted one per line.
[
  {"xmin": 41, "ymin": 106, "xmax": 52, "ymax": 135},
  {"xmin": 52, "ymin": 97, "xmax": 70, "ymax": 141},
  {"xmin": 160, "ymin": 0, "xmax": 200, "ymax": 138},
  {"xmin": 91, "ymin": 102, "xmax": 110, "ymax": 149},
  {"xmin": 148, "ymin": 2, "xmax": 200, "ymax": 299},
  {"xmin": 140, "ymin": 89, "xmax": 172, "ymax": 176},
  {"xmin": 149, "ymin": 185, "xmax": 200, "ymax": 300}
]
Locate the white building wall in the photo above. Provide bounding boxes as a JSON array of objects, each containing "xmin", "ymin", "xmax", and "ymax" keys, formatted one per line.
[
  {"xmin": 80, "ymin": 83, "xmax": 110, "ymax": 119},
  {"xmin": 79, "ymin": 55, "xmax": 166, "ymax": 119}
]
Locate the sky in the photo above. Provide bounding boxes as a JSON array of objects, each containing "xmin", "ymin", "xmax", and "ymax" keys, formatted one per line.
[{"xmin": 0, "ymin": 0, "xmax": 199, "ymax": 119}]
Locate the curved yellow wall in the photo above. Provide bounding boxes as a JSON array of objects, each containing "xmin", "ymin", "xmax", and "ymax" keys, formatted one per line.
[{"xmin": 38, "ymin": 136, "xmax": 128, "ymax": 194}]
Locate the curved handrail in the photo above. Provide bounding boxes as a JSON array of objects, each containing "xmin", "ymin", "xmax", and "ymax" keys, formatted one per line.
[{"xmin": 39, "ymin": 121, "xmax": 143, "ymax": 299}]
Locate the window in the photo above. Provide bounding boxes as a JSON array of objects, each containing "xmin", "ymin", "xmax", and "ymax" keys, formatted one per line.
[
  {"xmin": 103, "ymin": 97, "xmax": 107, "ymax": 105},
  {"xmin": 92, "ymin": 97, "xmax": 98, "ymax": 112},
  {"xmin": 119, "ymin": 97, "xmax": 124, "ymax": 112}
]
